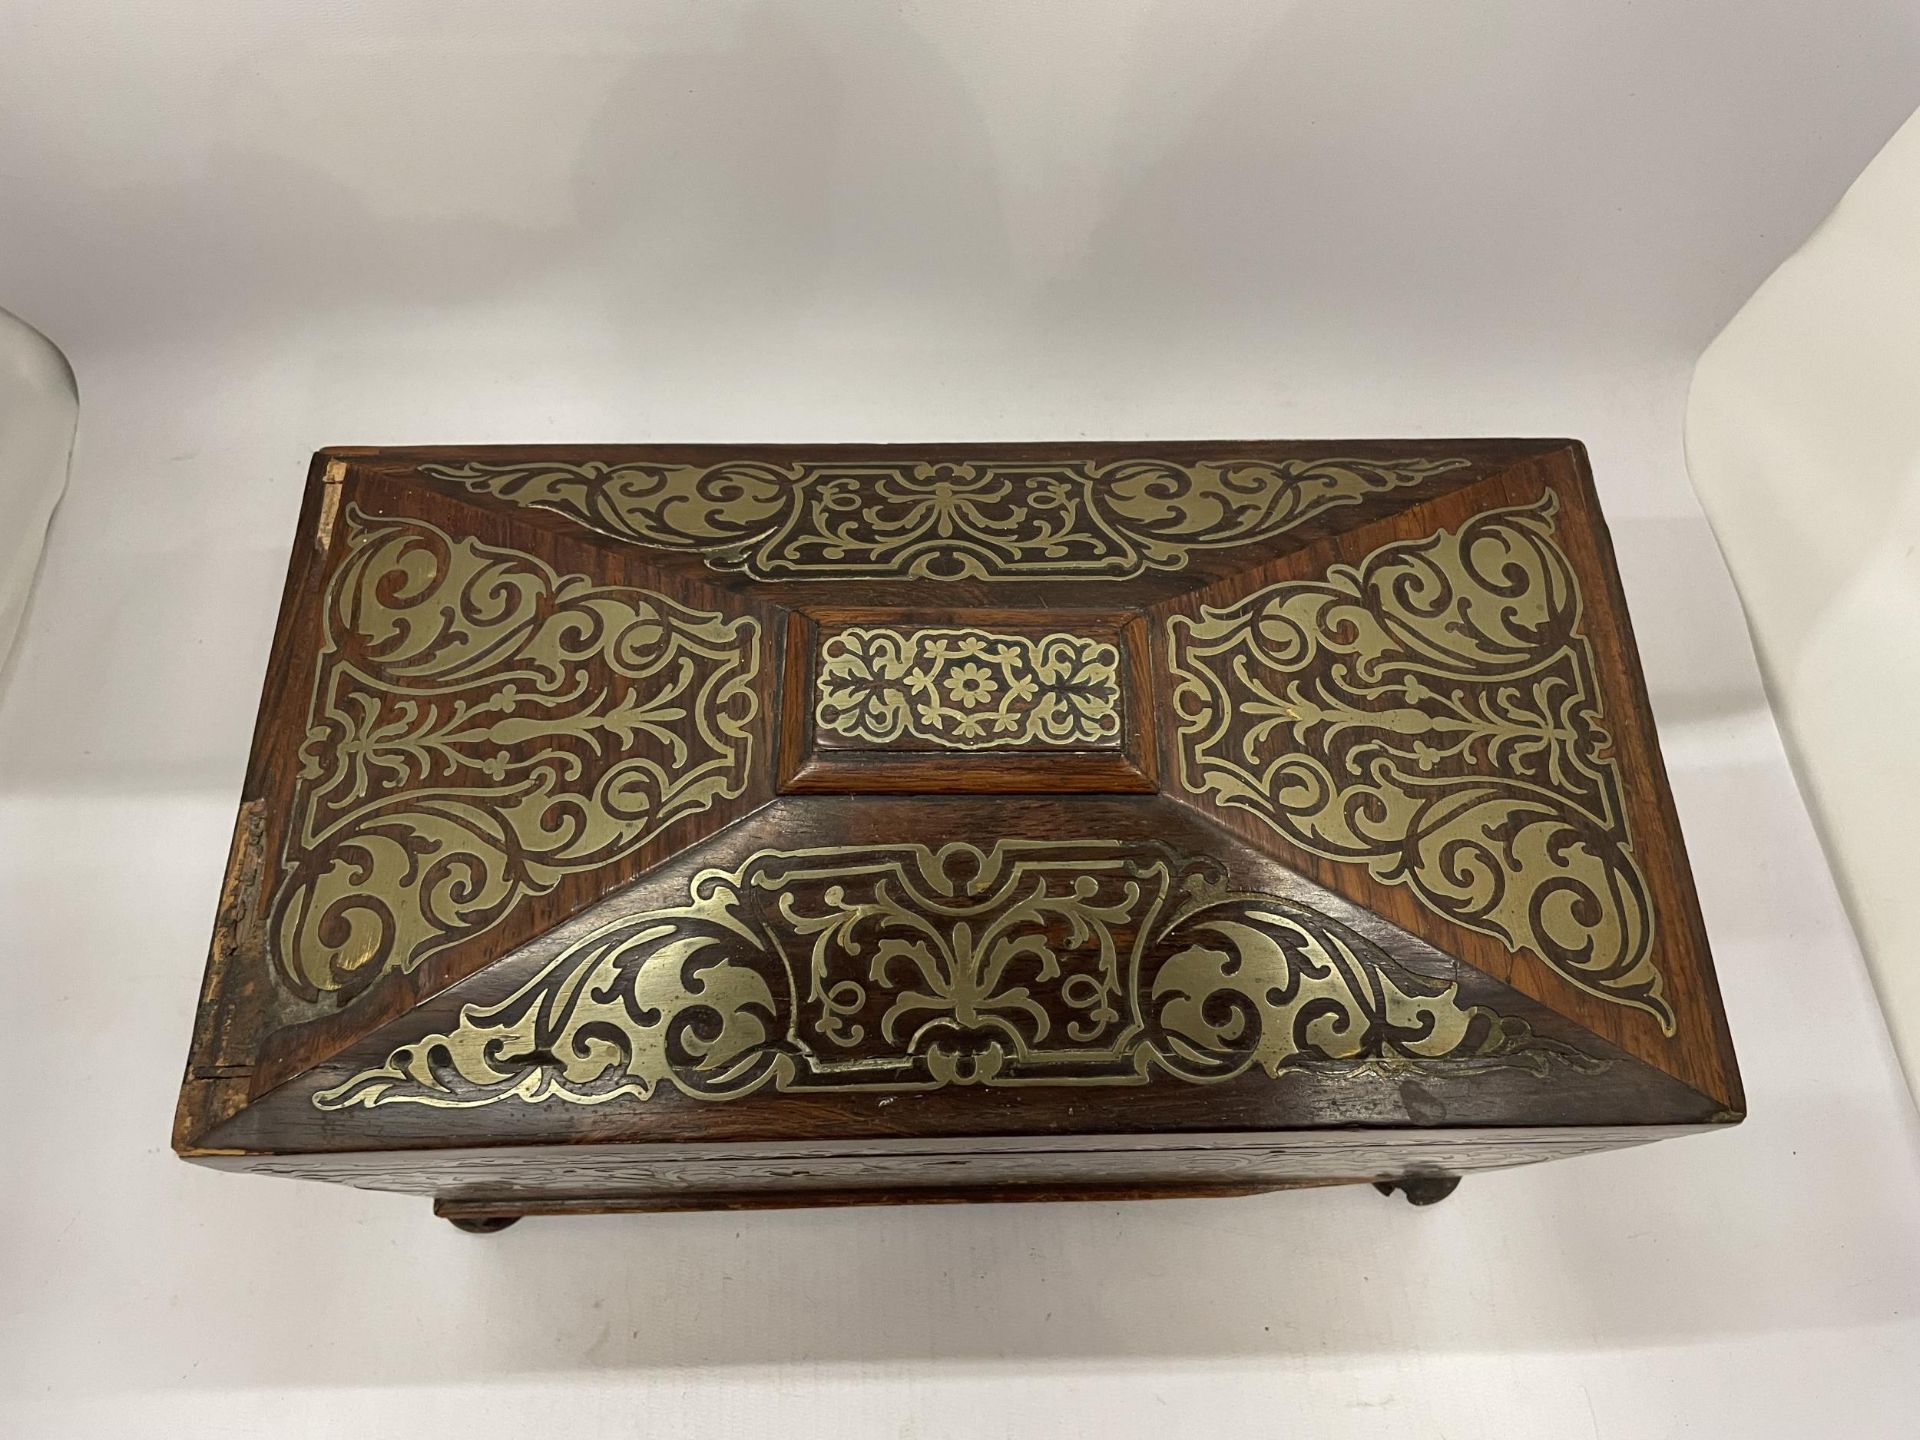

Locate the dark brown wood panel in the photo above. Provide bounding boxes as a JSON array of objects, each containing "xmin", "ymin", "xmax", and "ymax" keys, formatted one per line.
[{"xmin": 199, "ymin": 1124, "xmax": 1706, "ymax": 1200}]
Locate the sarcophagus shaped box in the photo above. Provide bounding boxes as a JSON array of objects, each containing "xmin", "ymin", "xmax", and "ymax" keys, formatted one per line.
[{"xmin": 174, "ymin": 440, "xmax": 1741, "ymax": 1227}]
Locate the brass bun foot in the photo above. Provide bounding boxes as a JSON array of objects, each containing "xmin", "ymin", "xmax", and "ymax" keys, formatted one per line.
[
  {"xmin": 446, "ymin": 1214, "xmax": 520, "ymax": 1234},
  {"xmin": 1372, "ymin": 1175, "xmax": 1461, "ymax": 1206}
]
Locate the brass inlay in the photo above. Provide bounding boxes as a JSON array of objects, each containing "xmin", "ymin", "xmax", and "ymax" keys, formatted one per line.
[
  {"xmin": 311, "ymin": 839, "xmax": 1596, "ymax": 1110},
  {"xmin": 815, "ymin": 626, "xmax": 1121, "ymax": 750},
  {"xmin": 314, "ymin": 458, "xmax": 347, "ymax": 551},
  {"xmin": 270, "ymin": 508, "xmax": 761, "ymax": 1002},
  {"xmin": 1167, "ymin": 493, "xmax": 1670, "ymax": 1030},
  {"xmin": 418, "ymin": 455, "xmax": 1472, "ymax": 581}
]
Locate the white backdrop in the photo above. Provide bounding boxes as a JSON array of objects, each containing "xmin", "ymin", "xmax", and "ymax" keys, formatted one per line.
[
  {"xmin": 3, "ymin": 4, "xmax": 1919, "ymax": 1436},
  {"xmin": 1688, "ymin": 109, "xmax": 1920, "ymax": 1106}
]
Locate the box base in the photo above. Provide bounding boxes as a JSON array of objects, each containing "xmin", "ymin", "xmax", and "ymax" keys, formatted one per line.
[{"xmin": 432, "ymin": 1172, "xmax": 1457, "ymax": 1230}]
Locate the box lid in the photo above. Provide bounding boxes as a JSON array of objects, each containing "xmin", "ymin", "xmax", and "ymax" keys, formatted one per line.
[{"xmin": 176, "ymin": 440, "xmax": 1741, "ymax": 1159}]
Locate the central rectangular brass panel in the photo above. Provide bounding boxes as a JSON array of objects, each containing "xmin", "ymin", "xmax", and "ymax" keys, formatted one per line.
[
  {"xmin": 813, "ymin": 624, "xmax": 1124, "ymax": 753},
  {"xmin": 778, "ymin": 610, "xmax": 1156, "ymax": 794}
]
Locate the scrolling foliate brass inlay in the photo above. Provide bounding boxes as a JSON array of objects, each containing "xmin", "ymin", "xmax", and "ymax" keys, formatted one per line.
[
  {"xmin": 311, "ymin": 839, "xmax": 1597, "ymax": 1110},
  {"xmin": 1167, "ymin": 493, "xmax": 1671, "ymax": 1030},
  {"xmin": 270, "ymin": 509, "xmax": 761, "ymax": 1002},
  {"xmin": 417, "ymin": 455, "xmax": 1472, "ymax": 581},
  {"xmin": 815, "ymin": 627, "xmax": 1121, "ymax": 750}
]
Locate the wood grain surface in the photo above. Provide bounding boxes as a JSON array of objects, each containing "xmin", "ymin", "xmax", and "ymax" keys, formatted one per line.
[{"xmin": 173, "ymin": 440, "xmax": 1741, "ymax": 1218}]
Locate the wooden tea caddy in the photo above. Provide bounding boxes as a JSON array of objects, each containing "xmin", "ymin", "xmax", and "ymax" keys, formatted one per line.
[{"xmin": 173, "ymin": 440, "xmax": 1741, "ymax": 1229}]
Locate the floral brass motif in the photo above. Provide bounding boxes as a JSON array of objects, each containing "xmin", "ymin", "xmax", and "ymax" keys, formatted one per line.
[
  {"xmin": 1167, "ymin": 494, "xmax": 1670, "ymax": 1030},
  {"xmin": 271, "ymin": 509, "xmax": 761, "ymax": 1002},
  {"xmin": 815, "ymin": 626, "xmax": 1122, "ymax": 750},
  {"xmin": 418, "ymin": 455, "xmax": 1472, "ymax": 581},
  {"xmin": 311, "ymin": 839, "xmax": 1595, "ymax": 1110}
]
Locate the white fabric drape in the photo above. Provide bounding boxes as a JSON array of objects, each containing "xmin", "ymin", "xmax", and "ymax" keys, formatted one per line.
[
  {"xmin": 0, "ymin": 308, "xmax": 77, "ymax": 679},
  {"xmin": 1688, "ymin": 108, "xmax": 1920, "ymax": 1100}
]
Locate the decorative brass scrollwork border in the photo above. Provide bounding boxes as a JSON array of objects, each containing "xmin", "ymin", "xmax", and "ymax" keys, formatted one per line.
[
  {"xmin": 312, "ymin": 839, "xmax": 1597, "ymax": 1110},
  {"xmin": 270, "ymin": 509, "xmax": 762, "ymax": 1002},
  {"xmin": 418, "ymin": 455, "xmax": 1472, "ymax": 581},
  {"xmin": 1168, "ymin": 493, "xmax": 1670, "ymax": 1030}
]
